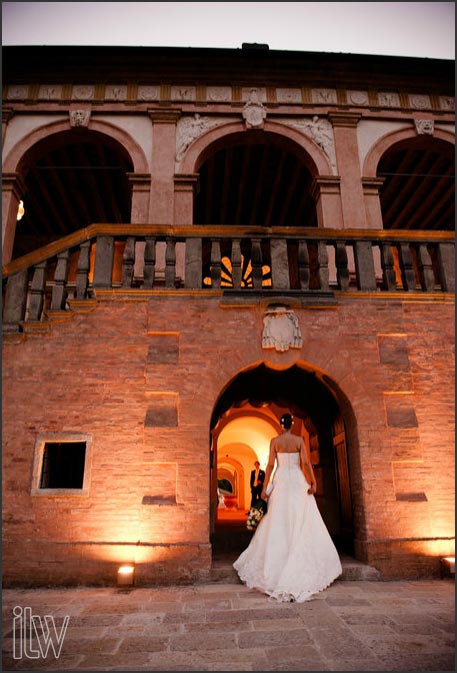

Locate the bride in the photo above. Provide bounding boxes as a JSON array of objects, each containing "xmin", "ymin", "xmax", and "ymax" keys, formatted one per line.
[{"xmin": 233, "ymin": 413, "xmax": 342, "ymax": 602}]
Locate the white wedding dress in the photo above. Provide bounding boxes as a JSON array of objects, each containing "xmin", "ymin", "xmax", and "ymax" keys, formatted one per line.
[{"xmin": 233, "ymin": 451, "xmax": 342, "ymax": 602}]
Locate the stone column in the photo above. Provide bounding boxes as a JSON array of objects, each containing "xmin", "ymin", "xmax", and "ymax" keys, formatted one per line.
[
  {"xmin": 174, "ymin": 173, "xmax": 199, "ymax": 225},
  {"xmin": 362, "ymin": 177, "xmax": 385, "ymax": 230},
  {"xmin": 310, "ymin": 176, "xmax": 343, "ymax": 229},
  {"xmin": 127, "ymin": 172, "xmax": 151, "ymax": 223},
  {"xmin": 329, "ymin": 112, "xmax": 366, "ymax": 229},
  {"xmin": 2, "ymin": 172, "xmax": 26, "ymax": 265},
  {"xmin": 148, "ymin": 108, "xmax": 181, "ymax": 224}
]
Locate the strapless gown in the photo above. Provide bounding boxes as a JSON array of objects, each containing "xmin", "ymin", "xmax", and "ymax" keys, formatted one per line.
[{"xmin": 233, "ymin": 451, "xmax": 342, "ymax": 602}]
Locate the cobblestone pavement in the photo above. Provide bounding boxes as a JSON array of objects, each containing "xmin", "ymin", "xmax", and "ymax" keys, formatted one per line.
[{"xmin": 2, "ymin": 578, "xmax": 454, "ymax": 671}]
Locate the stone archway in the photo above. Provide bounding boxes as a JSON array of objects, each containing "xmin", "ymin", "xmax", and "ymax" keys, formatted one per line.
[
  {"xmin": 2, "ymin": 119, "xmax": 149, "ymax": 263},
  {"xmin": 210, "ymin": 362, "xmax": 360, "ymax": 557},
  {"xmin": 175, "ymin": 119, "xmax": 340, "ymax": 229}
]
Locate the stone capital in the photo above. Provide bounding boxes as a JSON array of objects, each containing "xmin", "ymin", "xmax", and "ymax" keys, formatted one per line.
[
  {"xmin": 2, "ymin": 107, "xmax": 14, "ymax": 125},
  {"xmin": 328, "ymin": 111, "xmax": 362, "ymax": 128},
  {"xmin": 127, "ymin": 173, "xmax": 151, "ymax": 190},
  {"xmin": 362, "ymin": 177, "xmax": 385, "ymax": 194},
  {"xmin": 2, "ymin": 172, "xmax": 27, "ymax": 197},
  {"xmin": 310, "ymin": 175, "xmax": 341, "ymax": 199},
  {"xmin": 174, "ymin": 173, "xmax": 200, "ymax": 192},
  {"xmin": 148, "ymin": 108, "xmax": 182, "ymax": 124}
]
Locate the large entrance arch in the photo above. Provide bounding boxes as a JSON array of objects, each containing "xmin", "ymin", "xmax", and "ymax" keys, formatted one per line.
[{"xmin": 210, "ymin": 362, "xmax": 356, "ymax": 557}]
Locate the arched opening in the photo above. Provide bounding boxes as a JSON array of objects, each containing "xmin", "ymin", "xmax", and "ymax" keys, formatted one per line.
[
  {"xmin": 210, "ymin": 362, "xmax": 356, "ymax": 560},
  {"xmin": 13, "ymin": 129, "xmax": 134, "ymax": 259},
  {"xmin": 194, "ymin": 130, "xmax": 319, "ymax": 288},
  {"xmin": 377, "ymin": 136, "xmax": 454, "ymax": 232},
  {"xmin": 194, "ymin": 130, "xmax": 318, "ymax": 228}
]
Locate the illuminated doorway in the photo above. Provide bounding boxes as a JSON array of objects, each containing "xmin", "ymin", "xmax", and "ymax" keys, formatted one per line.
[{"xmin": 210, "ymin": 363, "xmax": 354, "ymax": 555}]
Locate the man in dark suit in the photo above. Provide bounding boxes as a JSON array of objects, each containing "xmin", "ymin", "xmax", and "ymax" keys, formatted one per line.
[{"xmin": 250, "ymin": 461, "xmax": 265, "ymax": 508}]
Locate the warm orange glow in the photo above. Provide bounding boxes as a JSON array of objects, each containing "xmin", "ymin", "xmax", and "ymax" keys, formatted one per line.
[
  {"xmin": 118, "ymin": 565, "xmax": 135, "ymax": 575},
  {"xmin": 117, "ymin": 564, "xmax": 135, "ymax": 586}
]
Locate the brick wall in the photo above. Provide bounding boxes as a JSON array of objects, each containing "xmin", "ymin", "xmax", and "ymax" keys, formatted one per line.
[{"xmin": 2, "ymin": 294, "xmax": 454, "ymax": 584}]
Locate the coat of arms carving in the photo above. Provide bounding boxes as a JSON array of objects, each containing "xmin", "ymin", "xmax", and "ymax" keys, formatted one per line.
[
  {"xmin": 242, "ymin": 89, "xmax": 267, "ymax": 129},
  {"xmin": 262, "ymin": 307, "xmax": 303, "ymax": 352}
]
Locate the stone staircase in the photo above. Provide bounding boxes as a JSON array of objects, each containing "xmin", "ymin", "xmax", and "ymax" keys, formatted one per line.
[{"xmin": 210, "ymin": 524, "xmax": 381, "ymax": 583}]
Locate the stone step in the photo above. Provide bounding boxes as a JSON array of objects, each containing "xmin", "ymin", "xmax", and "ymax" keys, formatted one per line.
[{"xmin": 210, "ymin": 553, "xmax": 381, "ymax": 584}]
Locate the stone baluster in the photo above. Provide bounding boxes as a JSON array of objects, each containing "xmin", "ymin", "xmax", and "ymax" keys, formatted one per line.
[
  {"xmin": 354, "ymin": 241, "xmax": 377, "ymax": 291},
  {"xmin": 334, "ymin": 241, "xmax": 350, "ymax": 291},
  {"xmin": 76, "ymin": 241, "xmax": 91, "ymax": 299},
  {"xmin": 93, "ymin": 236, "xmax": 114, "ymax": 288},
  {"xmin": 184, "ymin": 238, "xmax": 202, "ymax": 289},
  {"xmin": 251, "ymin": 238, "xmax": 262, "ymax": 289},
  {"xmin": 380, "ymin": 243, "xmax": 397, "ymax": 291},
  {"xmin": 317, "ymin": 241, "xmax": 329, "ymax": 291},
  {"xmin": 2, "ymin": 269, "xmax": 29, "ymax": 332},
  {"xmin": 298, "ymin": 239, "xmax": 310, "ymax": 290},
  {"xmin": 397, "ymin": 243, "xmax": 416, "ymax": 291},
  {"xmin": 143, "ymin": 237, "xmax": 156, "ymax": 288},
  {"xmin": 50, "ymin": 249, "xmax": 70, "ymax": 310},
  {"xmin": 210, "ymin": 239, "xmax": 221, "ymax": 289},
  {"xmin": 122, "ymin": 237, "xmax": 136, "ymax": 287},
  {"xmin": 28, "ymin": 261, "xmax": 47, "ymax": 321},
  {"xmin": 165, "ymin": 238, "xmax": 176, "ymax": 288},
  {"xmin": 270, "ymin": 239, "xmax": 290, "ymax": 290},
  {"xmin": 231, "ymin": 239, "xmax": 242, "ymax": 288},
  {"xmin": 416, "ymin": 244, "xmax": 435, "ymax": 292},
  {"xmin": 436, "ymin": 243, "xmax": 455, "ymax": 292}
]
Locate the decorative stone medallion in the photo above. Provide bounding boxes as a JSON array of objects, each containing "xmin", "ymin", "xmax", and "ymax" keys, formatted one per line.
[
  {"xmin": 242, "ymin": 88, "xmax": 267, "ymax": 129},
  {"xmin": 262, "ymin": 306, "xmax": 303, "ymax": 353},
  {"xmin": 69, "ymin": 109, "xmax": 91, "ymax": 127}
]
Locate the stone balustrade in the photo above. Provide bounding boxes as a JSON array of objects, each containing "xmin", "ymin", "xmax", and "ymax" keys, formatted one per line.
[{"xmin": 2, "ymin": 225, "xmax": 454, "ymax": 333}]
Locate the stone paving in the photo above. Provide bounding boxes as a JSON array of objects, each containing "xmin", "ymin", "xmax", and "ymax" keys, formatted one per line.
[{"xmin": 2, "ymin": 578, "xmax": 454, "ymax": 672}]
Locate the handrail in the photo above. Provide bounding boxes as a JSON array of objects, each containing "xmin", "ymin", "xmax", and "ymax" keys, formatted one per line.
[{"xmin": 3, "ymin": 224, "xmax": 454, "ymax": 278}]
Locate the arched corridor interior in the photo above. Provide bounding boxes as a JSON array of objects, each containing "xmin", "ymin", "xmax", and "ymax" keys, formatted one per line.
[{"xmin": 210, "ymin": 363, "xmax": 354, "ymax": 557}]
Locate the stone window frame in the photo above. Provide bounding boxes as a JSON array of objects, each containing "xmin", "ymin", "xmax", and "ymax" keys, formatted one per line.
[{"xmin": 31, "ymin": 432, "xmax": 93, "ymax": 496}]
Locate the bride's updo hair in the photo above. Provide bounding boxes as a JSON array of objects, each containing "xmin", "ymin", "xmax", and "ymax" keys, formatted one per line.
[{"xmin": 280, "ymin": 413, "xmax": 293, "ymax": 429}]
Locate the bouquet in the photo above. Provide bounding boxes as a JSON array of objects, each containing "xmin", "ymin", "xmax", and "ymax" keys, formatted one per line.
[{"xmin": 246, "ymin": 499, "xmax": 268, "ymax": 531}]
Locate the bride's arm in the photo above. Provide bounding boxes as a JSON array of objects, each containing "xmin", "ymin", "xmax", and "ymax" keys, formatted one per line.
[
  {"xmin": 261, "ymin": 438, "xmax": 276, "ymax": 499},
  {"xmin": 299, "ymin": 438, "xmax": 317, "ymax": 494}
]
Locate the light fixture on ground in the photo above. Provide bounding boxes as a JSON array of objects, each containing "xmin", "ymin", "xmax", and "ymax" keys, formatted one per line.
[
  {"xmin": 440, "ymin": 556, "xmax": 455, "ymax": 576},
  {"xmin": 117, "ymin": 564, "xmax": 135, "ymax": 586}
]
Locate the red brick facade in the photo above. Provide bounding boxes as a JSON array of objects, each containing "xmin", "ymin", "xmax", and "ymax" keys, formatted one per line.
[{"xmin": 2, "ymin": 46, "xmax": 454, "ymax": 585}]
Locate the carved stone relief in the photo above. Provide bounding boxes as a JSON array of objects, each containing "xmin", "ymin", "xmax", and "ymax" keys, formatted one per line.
[
  {"xmin": 311, "ymin": 88, "xmax": 338, "ymax": 105},
  {"xmin": 347, "ymin": 90, "xmax": 369, "ymax": 106},
  {"xmin": 207, "ymin": 86, "xmax": 232, "ymax": 102},
  {"xmin": 409, "ymin": 94, "xmax": 431, "ymax": 110},
  {"xmin": 378, "ymin": 92, "xmax": 400, "ymax": 108},
  {"xmin": 283, "ymin": 116, "xmax": 336, "ymax": 172},
  {"xmin": 6, "ymin": 85, "xmax": 28, "ymax": 99},
  {"xmin": 414, "ymin": 119, "xmax": 434, "ymax": 135},
  {"xmin": 175, "ymin": 114, "xmax": 228, "ymax": 161},
  {"xmin": 137, "ymin": 86, "xmax": 160, "ymax": 101},
  {"xmin": 105, "ymin": 85, "xmax": 127, "ymax": 101},
  {"xmin": 71, "ymin": 85, "xmax": 95, "ymax": 100},
  {"xmin": 276, "ymin": 88, "xmax": 302, "ymax": 103},
  {"xmin": 262, "ymin": 306, "xmax": 303, "ymax": 353},
  {"xmin": 439, "ymin": 96, "xmax": 455, "ymax": 111},
  {"xmin": 38, "ymin": 85, "xmax": 63, "ymax": 100},
  {"xmin": 241, "ymin": 87, "xmax": 267, "ymax": 102},
  {"xmin": 242, "ymin": 88, "xmax": 267, "ymax": 129},
  {"xmin": 69, "ymin": 109, "xmax": 91, "ymax": 127},
  {"xmin": 171, "ymin": 86, "xmax": 196, "ymax": 101}
]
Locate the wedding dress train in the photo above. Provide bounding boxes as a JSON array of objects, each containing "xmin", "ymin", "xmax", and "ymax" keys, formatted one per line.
[{"xmin": 233, "ymin": 452, "xmax": 342, "ymax": 602}]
